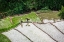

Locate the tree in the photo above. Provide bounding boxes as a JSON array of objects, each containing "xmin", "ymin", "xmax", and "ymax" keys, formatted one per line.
[{"xmin": 0, "ymin": 0, "xmax": 64, "ymax": 17}]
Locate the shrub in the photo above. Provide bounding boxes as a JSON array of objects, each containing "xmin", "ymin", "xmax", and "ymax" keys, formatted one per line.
[
  {"xmin": 59, "ymin": 6, "xmax": 64, "ymax": 19},
  {"xmin": 41, "ymin": 6, "xmax": 49, "ymax": 10}
]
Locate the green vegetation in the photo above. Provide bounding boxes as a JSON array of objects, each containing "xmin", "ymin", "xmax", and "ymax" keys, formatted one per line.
[
  {"xmin": 0, "ymin": 16, "xmax": 19, "ymax": 33},
  {"xmin": 0, "ymin": 34, "xmax": 11, "ymax": 42},
  {"xmin": 59, "ymin": 6, "xmax": 64, "ymax": 19},
  {"xmin": 0, "ymin": 0, "xmax": 64, "ymax": 19},
  {"xmin": 0, "ymin": 0, "xmax": 63, "ymax": 12},
  {"xmin": 36, "ymin": 8, "xmax": 51, "ymax": 13},
  {"xmin": 0, "ymin": 12, "xmax": 41, "ymax": 33}
]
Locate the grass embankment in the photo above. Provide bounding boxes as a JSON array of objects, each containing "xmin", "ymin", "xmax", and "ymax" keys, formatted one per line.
[
  {"xmin": 0, "ymin": 34, "xmax": 11, "ymax": 42},
  {"xmin": 0, "ymin": 12, "xmax": 41, "ymax": 33}
]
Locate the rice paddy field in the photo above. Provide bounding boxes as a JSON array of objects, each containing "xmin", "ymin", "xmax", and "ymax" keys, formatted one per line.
[
  {"xmin": 0, "ymin": 11, "xmax": 64, "ymax": 42},
  {"xmin": 2, "ymin": 21, "xmax": 64, "ymax": 42}
]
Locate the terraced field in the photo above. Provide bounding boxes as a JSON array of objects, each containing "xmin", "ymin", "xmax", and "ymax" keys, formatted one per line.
[{"xmin": 2, "ymin": 20, "xmax": 64, "ymax": 42}]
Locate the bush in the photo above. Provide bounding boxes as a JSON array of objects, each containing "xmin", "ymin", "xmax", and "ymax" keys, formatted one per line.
[
  {"xmin": 59, "ymin": 6, "xmax": 64, "ymax": 19},
  {"xmin": 36, "ymin": 7, "xmax": 51, "ymax": 13},
  {"xmin": 41, "ymin": 6, "xmax": 49, "ymax": 10}
]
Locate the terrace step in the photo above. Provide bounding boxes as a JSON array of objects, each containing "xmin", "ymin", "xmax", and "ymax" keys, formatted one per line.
[
  {"xmin": 34, "ymin": 22, "xmax": 64, "ymax": 42},
  {"xmin": 2, "ymin": 21, "xmax": 64, "ymax": 42},
  {"xmin": 53, "ymin": 21, "xmax": 64, "ymax": 34},
  {"xmin": 15, "ymin": 23, "xmax": 55, "ymax": 42},
  {"xmin": 2, "ymin": 29, "xmax": 31, "ymax": 42}
]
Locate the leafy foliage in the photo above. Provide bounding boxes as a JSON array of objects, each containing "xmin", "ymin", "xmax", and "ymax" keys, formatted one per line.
[
  {"xmin": 0, "ymin": 0, "xmax": 64, "ymax": 12},
  {"xmin": 0, "ymin": 0, "xmax": 64, "ymax": 18},
  {"xmin": 59, "ymin": 6, "xmax": 64, "ymax": 19}
]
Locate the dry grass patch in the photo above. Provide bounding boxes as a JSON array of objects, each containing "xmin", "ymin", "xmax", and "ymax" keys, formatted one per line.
[{"xmin": 37, "ymin": 11, "xmax": 60, "ymax": 21}]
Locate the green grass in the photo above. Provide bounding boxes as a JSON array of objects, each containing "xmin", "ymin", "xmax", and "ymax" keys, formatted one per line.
[
  {"xmin": 20, "ymin": 12, "xmax": 41, "ymax": 22},
  {"xmin": 0, "ymin": 17, "xmax": 12, "ymax": 29},
  {"xmin": 0, "ymin": 12, "xmax": 41, "ymax": 33},
  {"xmin": 36, "ymin": 9, "xmax": 51, "ymax": 13},
  {"xmin": 0, "ymin": 34, "xmax": 11, "ymax": 42}
]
